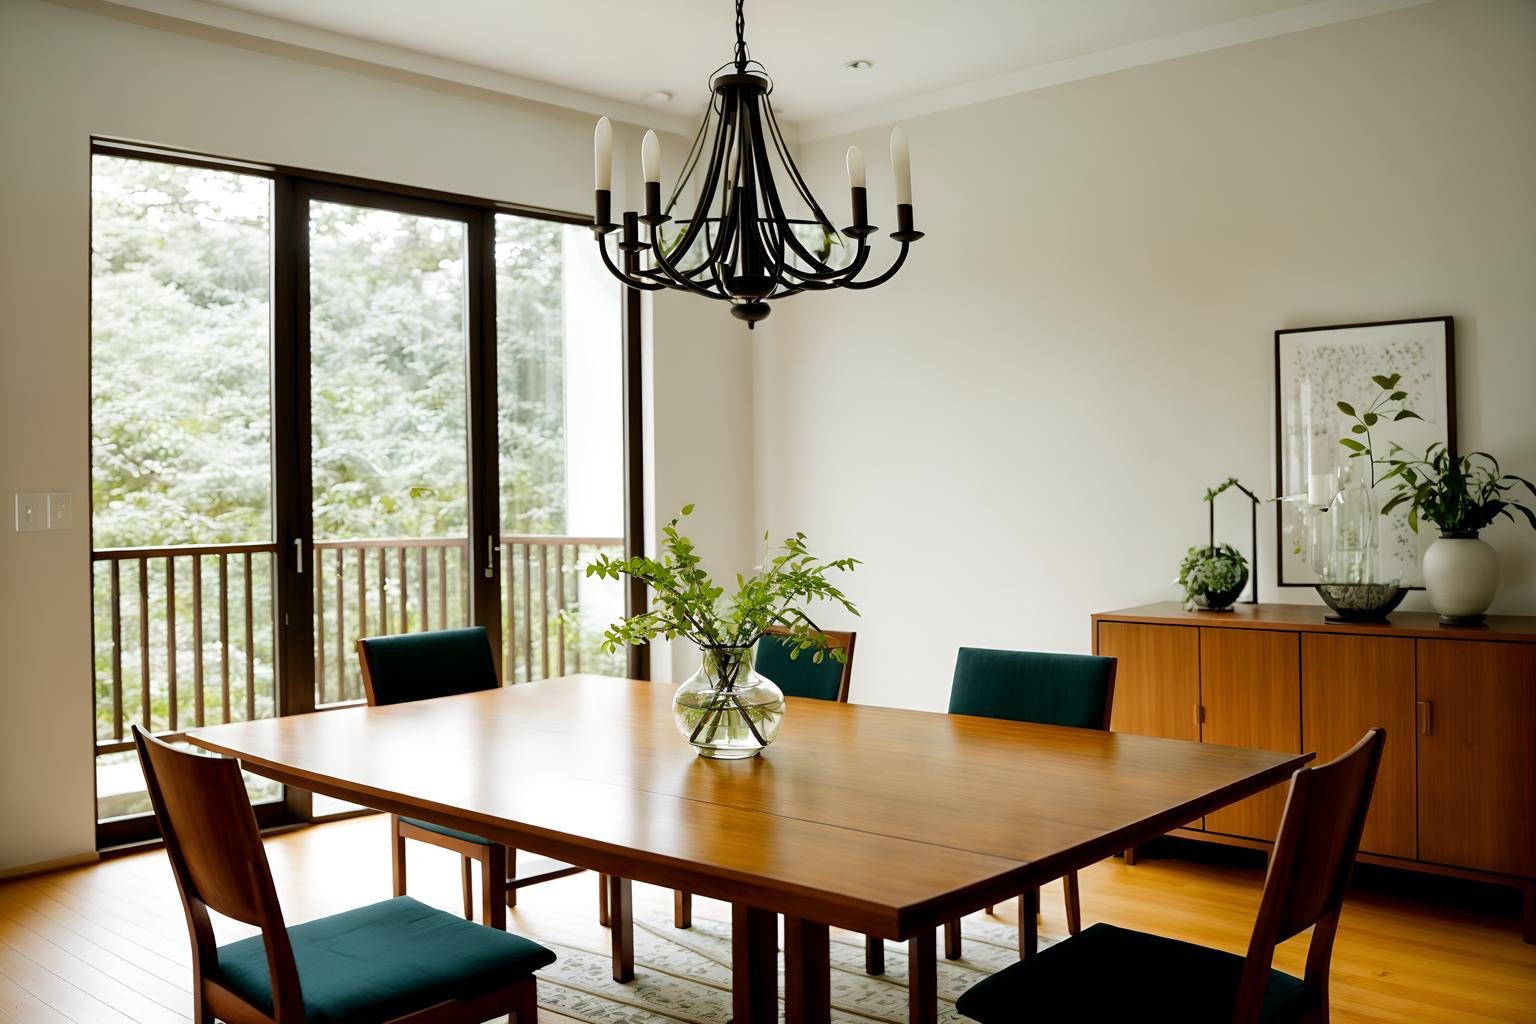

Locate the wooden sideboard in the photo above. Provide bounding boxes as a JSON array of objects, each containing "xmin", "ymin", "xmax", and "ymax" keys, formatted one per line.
[{"xmin": 1092, "ymin": 602, "xmax": 1536, "ymax": 942}]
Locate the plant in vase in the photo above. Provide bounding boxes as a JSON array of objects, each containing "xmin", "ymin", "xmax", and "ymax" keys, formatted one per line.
[
  {"xmin": 1177, "ymin": 543, "xmax": 1248, "ymax": 611},
  {"xmin": 1176, "ymin": 479, "xmax": 1255, "ymax": 612},
  {"xmin": 587, "ymin": 505, "xmax": 859, "ymax": 759},
  {"xmin": 1377, "ymin": 443, "xmax": 1536, "ymax": 624}
]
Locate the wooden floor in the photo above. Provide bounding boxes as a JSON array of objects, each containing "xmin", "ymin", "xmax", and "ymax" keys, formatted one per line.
[{"xmin": 0, "ymin": 815, "xmax": 1532, "ymax": 1023}]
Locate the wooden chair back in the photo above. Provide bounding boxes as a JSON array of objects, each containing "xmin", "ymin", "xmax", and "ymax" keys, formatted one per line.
[
  {"xmin": 357, "ymin": 626, "xmax": 500, "ymax": 706},
  {"xmin": 1234, "ymin": 728, "xmax": 1386, "ymax": 1023},
  {"xmin": 948, "ymin": 648, "xmax": 1118, "ymax": 730},
  {"xmin": 757, "ymin": 626, "xmax": 857, "ymax": 702},
  {"xmin": 132, "ymin": 725, "xmax": 304, "ymax": 1020}
]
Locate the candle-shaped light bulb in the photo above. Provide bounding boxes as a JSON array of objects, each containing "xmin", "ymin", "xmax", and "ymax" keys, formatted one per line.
[
  {"xmin": 890, "ymin": 126, "xmax": 912, "ymax": 205},
  {"xmin": 641, "ymin": 129, "xmax": 661, "ymax": 184},
  {"xmin": 726, "ymin": 132, "xmax": 741, "ymax": 185},
  {"xmin": 846, "ymin": 146, "xmax": 865, "ymax": 188},
  {"xmin": 594, "ymin": 116, "xmax": 613, "ymax": 191}
]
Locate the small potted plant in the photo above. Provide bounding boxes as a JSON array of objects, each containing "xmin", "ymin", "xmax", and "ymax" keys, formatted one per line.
[
  {"xmin": 587, "ymin": 505, "xmax": 859, "ymax": 759},
  {"xmin": 1178, "ymin": 543, "xmax": 1249, "ymax": 611},
  {"xmin": 1378, "ymin": 443, "xmax": 1536, "ymax": 624}
]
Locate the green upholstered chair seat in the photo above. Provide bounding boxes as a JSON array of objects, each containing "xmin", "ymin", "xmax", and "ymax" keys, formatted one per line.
[
  {"xmin": 360, "ymin": 626, "xmax": 499, "ymax": 706},
  {"xmin": 399, "ymin": 816, "xmax": 491, "ymax": 847},
  {"xmin": 948, "ymin": 647, "xmax": 1115, "ymax": 729},
  {"xmin": 755, "ymin": 634, "xmax": 845, "ymax": 702},
  {"xmin": 955, "ymin": 923, "xmax": 1317, "ymax": 1023},
  {"xmin": 213, "ymin": 896, "xmax": 555, "ymax": 1023}
]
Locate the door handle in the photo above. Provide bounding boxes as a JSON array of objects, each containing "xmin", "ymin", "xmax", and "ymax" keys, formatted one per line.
[
  {"xmin": 294, "ymin": 538, "xmax": 305, "ymax": 574},
  {"xmin": 1417, "ymin": 699, "xmax": 1433, "ymax": 735},
  {"xmin": 485, "ymin": 536, "xmax": 495, "ymax": 578}
]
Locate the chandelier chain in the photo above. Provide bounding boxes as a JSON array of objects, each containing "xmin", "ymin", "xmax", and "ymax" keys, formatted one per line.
[{"xmin": 734, "ymin": 0, "xmax": 748, "ymax": 71}]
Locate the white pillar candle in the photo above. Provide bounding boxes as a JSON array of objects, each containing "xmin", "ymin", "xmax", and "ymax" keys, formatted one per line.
[
  {"xmin": 845, "ymin": 146, "xmax": 865, "ymax": 188},
  {"xmin": 641, "ymin": 129, "xmax": 661, "ymax": 184},
  {"xmin": 890, "ymin": 126, "xmax": 911, "ymax": 205},
  {"xmin": 594, "ymin": 117, "xmax": 613, "ymax": 190},
  {"xmin": 1308, "ymin": 473, "xmax": 1337, "ymax": 509}
]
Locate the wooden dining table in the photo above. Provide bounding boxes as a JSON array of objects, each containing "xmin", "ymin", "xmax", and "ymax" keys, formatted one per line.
[{"xmin": 188, "ymin": 674, "xmax": 1311, "ymax": 1024}]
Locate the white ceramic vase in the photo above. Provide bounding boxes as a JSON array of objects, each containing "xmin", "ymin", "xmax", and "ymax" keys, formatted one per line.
[{"xmin": 1421, "ymin": 534, "xmax": 1498, "ymax": 624}]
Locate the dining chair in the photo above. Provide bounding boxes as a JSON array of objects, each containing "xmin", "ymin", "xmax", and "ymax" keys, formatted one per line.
[
  {"xmin": 132, "ymin": 725, "xmax": 555, "ymax": 1024},
  {"xmin": 955, "ymin": 728, "xmax": 1385, "ymax": 1023},
  {"xmin": 663, "ymin": 628, "xmax": 867, "ymax": 945},
  {"xmin": 356, "ymin": 627, "xmax": 586, "ymax": 931},
  {"xmin": 930, "ymin": 647, "xmax": 1119, "ymax": 965}
]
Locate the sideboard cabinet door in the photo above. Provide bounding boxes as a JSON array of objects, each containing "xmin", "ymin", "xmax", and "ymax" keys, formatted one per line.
[
  {"xmin": 1201, "ymin": 628, "xmax": 1301, "ymax": 842},
  {"xmin": 1301, "ymin": 634, "xmax": 1417, "ymax": 859},
  {"xmin": 1418, "ymin": 640, "xmax": 1536, "ymax": 877},
  {"xmin": 1097, "ymin": 622, "xmax": 1200, "ymax": 741}
]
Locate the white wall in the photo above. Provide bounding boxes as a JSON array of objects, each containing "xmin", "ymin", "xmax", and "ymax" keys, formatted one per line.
[
  {"xmin": 757, "ymin": 0, "xmax": 1536, "ymax": 711},
  {"xmin": 0, "ymin": 0, "xmax": 752, "ymax": 870}
]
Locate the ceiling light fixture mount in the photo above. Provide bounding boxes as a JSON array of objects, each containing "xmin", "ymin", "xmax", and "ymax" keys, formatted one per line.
[
  {"xmin": 590, "ymin": 0, "xmax": 921, "ymax": 328},
  {"xmin": 843, "ymin": 59, "xmax": 874, "ymax": 70}
]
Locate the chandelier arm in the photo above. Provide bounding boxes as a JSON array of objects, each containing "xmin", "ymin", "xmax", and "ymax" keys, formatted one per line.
[
  {"xmin": 747, "ymin": 109, "xmax": 854, "ymax": 280},
  {"xmin": 761, "ymin": 99, "xmax": 837, "ymax": 238},
  {"xmin": 663, "ymin": 95, "xmax": 714, "ymax": 217},
  {"xmin": 839, "ymin": 240, "xmax": 913, "ymax": 290},
  {"xmin": 662, "ymin": 98, "xmax": 734, "ymax": 274},
  {"xmin": 775, "ymin": 241, "xmax": 872, "ymax": 289},
  {"xmin": 647, "ymin": 222, "xmax": 732, "ymax": 299},
  {"xmin": 596, "ymin": 233, "xmax": 666, "ymax": 292}
]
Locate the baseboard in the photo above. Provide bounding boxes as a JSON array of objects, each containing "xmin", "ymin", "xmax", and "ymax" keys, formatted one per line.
[{"xmin": 0, "ymin": 851, "xmax": 100, "ymax": 881}]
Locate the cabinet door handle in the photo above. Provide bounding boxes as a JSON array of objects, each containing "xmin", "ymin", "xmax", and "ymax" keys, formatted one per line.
[
  {"xmin": 1194, "ymin": 703, "xmax": 1204, "ymax": 728},
  {"xmin": 1417, "ymin": 699, "xmax": 1433, "ymax": 735}
]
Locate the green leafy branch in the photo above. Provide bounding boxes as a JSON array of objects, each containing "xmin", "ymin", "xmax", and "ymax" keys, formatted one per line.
[
  {"xmin": 1335, "ymin": 372, "xmax": 1421, "ymax": 487},
  {"xmin": 1378, "ymin": 443, "xmax": 1536, "ymax": 535},
  {"xmin": 585, "ymin": 504, "xmax": 860, "ymax": 663}
]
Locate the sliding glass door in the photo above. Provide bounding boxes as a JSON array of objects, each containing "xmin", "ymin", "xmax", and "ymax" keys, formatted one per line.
[
  {"xmin": 89, "ymin": 144, "xmax": 638, "ymax": 847},
  {"xmin": 306, "ymin": 192, "xmax": 473, "ymax": 707}
]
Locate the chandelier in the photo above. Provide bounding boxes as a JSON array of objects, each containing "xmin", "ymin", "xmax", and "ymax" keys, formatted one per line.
[{"xmin": 590, "ymin": 0, "xmax": 922, "ymax": 328}]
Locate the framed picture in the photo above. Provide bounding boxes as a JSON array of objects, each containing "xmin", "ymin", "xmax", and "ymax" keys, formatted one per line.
[{"xmin": 1274, "ymin": 317, "xmax": 1456, "ymax": 588}]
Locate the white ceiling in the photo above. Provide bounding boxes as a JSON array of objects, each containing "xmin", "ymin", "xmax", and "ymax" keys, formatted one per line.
[{"xmin": 104, "ymin": 0, "xmax": 1431, "ymax": 138}]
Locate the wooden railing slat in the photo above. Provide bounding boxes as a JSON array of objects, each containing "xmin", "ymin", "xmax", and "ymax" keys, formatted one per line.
[
  {"xmin": 192, "ymin": 554, "xmax": 204, "ymax": 728},
  {"xmin": 244, "ymin": 552, "xmax": 255, "ymax": 721},
  {"xmin": 218, "ymin": 553, "xmax": 230, "ymax": 724},
  {"xmin": 437, "ymin": 546, "xmax": 448, "ymax": 630},
  {"xmin": 556, "ymin": 543, "xmax": 567, "ymax": 677},
  {"xmin": 166, "ymin": 557, "xmax": 177, "ymax": 734},
  {"xmin": 397, "ymin": 547, "xmax": 407, "ymax": 633},
  {"xmin": 138, "ymin": 558, "xmax": 151, "ymax": 732},
  {"xmin": 418, "ymin": 547, "xmax": 428, "ymax": 631},
  {"xmin": 315, "ymin": 547, "xmax": 327, "ymax": 706},
  {"xmin": 522, "ymin": 543, "xmax": 533, "ymax": 683},
  {"xmin": 377, "ymin": 547, "xmax": 386, "ymax": 636},
  {"xmin": 334, "ymin": 548, "xmax": 345, "ymax": 703},
  {"xmin": 109, "ymin": 560, "xmax": 122, "ymax": 740}
]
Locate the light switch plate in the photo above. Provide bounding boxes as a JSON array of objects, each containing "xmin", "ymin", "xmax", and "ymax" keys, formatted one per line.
[
  {"xmin": 48, "ymin": 492, "xmax": 73, "ymax": 530},
  {"xmin": 15, "ymin": 493, "xmax": 47, "ymax": 532}
]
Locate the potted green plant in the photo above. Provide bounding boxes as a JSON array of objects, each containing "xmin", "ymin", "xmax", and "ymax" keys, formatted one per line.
[
  {"xmin": 1377, "ymin": 443, "xmax": 1536, "ymax": 624},
  {"xmin": 1177, "ymin": 543, "xmax": 1248, "ymax": 611},
  {"xmin": 587, "ymin": 505, "xmax": 859, "ymax": 758}
]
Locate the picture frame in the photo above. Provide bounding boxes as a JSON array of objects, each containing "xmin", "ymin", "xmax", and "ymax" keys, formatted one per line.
[{"xmin": 1274, "ymin": 317, "xmax": 1456, "ymax": 588}]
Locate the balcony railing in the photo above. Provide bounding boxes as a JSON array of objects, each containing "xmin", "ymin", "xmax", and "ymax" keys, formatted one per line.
[{"xmin": 91, "ymin": 533, "xmax": 624, "ymax": 756}]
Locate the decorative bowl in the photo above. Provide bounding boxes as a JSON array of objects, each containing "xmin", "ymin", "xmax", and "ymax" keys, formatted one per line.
[{"xmin": 1314, "ymin": 582, "xmax": 1406, "ymax": 622}]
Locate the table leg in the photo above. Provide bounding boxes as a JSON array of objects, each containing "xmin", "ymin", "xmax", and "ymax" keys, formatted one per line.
[
  {"xmin": 1019, "ymin": 888, "xmax": 1038, "ymax": 958},
  {"xmin": 784, "ymin": 916, "xmax": 830, "ymax": 1024},
  {"xmin": 908, "ymin": 930, "xmax": 937, "ymax": 1024},
  {"xmin": 731, "ymin": 903, "xmax": 779, "ymax": 1024},
  {"xmin": 607, "ymin": 875, "xmax": 633, "ymax": 982}
]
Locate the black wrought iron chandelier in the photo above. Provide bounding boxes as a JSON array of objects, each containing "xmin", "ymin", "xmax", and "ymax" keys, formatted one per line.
[{"xmin": 590, "ymin": 0, "xmax": 922, "ymax": 328}]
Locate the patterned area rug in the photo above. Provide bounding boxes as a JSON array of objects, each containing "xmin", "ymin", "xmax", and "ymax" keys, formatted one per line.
[{"xmin": 531, "ymin": 911, "xmax": 1052, "ymax": 1024}]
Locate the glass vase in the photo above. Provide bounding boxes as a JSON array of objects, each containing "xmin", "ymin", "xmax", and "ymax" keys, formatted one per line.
[
  {"xmin": 673, "ymin": 646, "xmax": 785, "ymax": 759},
  {"xmin": 1325, "ymin": 461, "xmax": 1379, "ymax": 584}
]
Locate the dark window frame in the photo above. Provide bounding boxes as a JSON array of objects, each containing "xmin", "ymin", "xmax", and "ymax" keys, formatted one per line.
[{"xmin": 89, "ymin": 138, "xmax": 648, "ymax": 850}]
